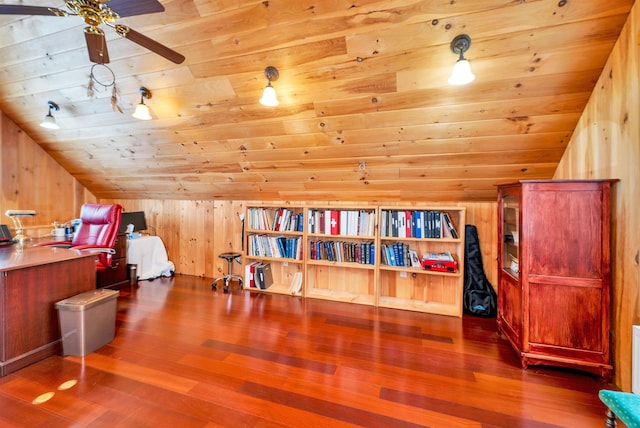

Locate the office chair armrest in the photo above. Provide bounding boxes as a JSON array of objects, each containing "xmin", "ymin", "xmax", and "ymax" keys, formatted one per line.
[{"xmin": 72, "ymin": 245, "xmax": 116, "ymax": 255}]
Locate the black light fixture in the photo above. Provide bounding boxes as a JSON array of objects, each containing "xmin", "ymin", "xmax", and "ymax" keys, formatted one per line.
[
  {"xmin": 448, "ymin": 34, "xmax": 476, "ymax": 86},
  {"xmin": 40, "ymin": 101, "xmax": 60, "ymax": 129},
  {"xmin": 132, "ymin": 87, "xmax": 152, "ymax": 120},
  {"xmin": 259, "ymin": 66, "xmax": 279, "ymax": 107}
]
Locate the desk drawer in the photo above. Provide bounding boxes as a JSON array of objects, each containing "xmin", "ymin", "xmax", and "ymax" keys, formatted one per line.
[{"xmin": 97, "ymin": 257, "xmax": 127, "ymax": 288}]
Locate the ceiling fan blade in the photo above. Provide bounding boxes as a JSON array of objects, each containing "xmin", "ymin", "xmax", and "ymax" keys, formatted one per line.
[
  {"xmin": 85, "ymin": 28, "xmax": 110, "ymax": 64},
  {"xmin": 116, "ymin": 25, "xmax": 185, "ymax": 64},
  {"xmin": 0, "ymin": 5, "xmax": 62, "ymax": 16},
  {"xmin": 106, "ymin": 0, "xmax": 164, "ymax": 17}
]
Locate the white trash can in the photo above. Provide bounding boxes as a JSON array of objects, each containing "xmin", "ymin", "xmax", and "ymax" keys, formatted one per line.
[{"xmin": 56, "ymin": 289, "xmax": 119, "ymax": 357}]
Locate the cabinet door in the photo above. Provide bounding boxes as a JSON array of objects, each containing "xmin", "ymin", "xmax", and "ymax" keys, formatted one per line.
[
  {"xmin": 524, "ymin": 183, "xmax": 608, "ymax": 359},
  {"xmin": 498, "ymin": 273, "xmax": 522, "ymax": 349},
  {"xmin": 528, "ymin": 280, "xmax": 604, "ymax": 360}
]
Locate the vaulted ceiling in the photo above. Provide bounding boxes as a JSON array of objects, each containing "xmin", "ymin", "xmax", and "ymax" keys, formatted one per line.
[{"xmin": 0, "ymin": 0, "xmax": 634, "ymax": 202}]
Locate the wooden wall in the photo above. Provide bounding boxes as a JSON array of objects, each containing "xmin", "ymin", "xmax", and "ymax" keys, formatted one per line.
[
  {"xmin": 0, "ymin": 113, "xmax": 95, "ymax": 234},
  {"xmin": 554, "ymin": 1, "xmax": 639, "ymax": 391},
  {"xmin": 0, "ymin": 108, "xmax": 499, "ymax": 288},
  {"xmin": 104, "ymin": 199, "xmax": 499, "ymax": 287}
]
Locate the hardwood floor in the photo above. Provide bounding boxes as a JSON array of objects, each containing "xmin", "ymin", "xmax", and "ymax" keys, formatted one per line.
[{"xmin": 0, "ymin": 275, "xmax": 612, "ymax": 427}]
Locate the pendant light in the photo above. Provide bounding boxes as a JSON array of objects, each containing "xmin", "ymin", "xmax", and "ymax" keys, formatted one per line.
[
  {"xmin": 259, "ymin": 66, "xmax": 279, "ymax": 107},
  {"xmin": 448, "ymin": 34, "xmax": 476, "ymax": 86},
  {"xmin": 40, "ymin": 101, "xmax": 60, "ymax": 129}
]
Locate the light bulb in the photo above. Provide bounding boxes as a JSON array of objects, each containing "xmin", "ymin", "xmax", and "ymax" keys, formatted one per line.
[
  {"xmin": 40, "ymin": 113, "xmax": 59, "ymax": 129},
  {"xmin": 259, "ymin": 83, "xmax": 279, "ymax": 107},
  {"xmin": 448, "ymin": 59, "xmax": 476, "ymax": 86},
  {"xmin": 132, "ymin": 102, "xmax": 152, "ymax": 120}
]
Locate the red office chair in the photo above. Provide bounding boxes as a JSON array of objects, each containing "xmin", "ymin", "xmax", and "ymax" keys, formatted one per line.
[{"xmin": 38, "ymin": 203, "xmax": 123, "ymax": 272}]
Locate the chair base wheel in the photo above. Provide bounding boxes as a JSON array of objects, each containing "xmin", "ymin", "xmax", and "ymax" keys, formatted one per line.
[{"xmin": 212, "ymin": 276, "xmax": 242, "ymax": 292}]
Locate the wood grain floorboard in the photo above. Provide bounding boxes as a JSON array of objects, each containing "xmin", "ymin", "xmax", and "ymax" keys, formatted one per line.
[{"xmin": 0, "ymin": 275, "xmax": 613, "ymax": 427}]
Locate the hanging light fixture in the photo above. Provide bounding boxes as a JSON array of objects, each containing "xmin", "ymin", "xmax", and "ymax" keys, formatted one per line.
[
  {"xmin": 40, "ymin": 101, "xmax": 60, "ymax": 129},
  {"xmin": 259, "ymin": 66, "xmax": 279, "ymax": 107},
  {"xmin": 448, "ymin": 34, "xmax": 476, "ymax": 86},
  {"xmin": 132, "ymin": 87, "xmax": 152, "ymax": 120}
]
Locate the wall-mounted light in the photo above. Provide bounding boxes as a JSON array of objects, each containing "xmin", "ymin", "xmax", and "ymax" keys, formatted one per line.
[
  {"xmin": 259, "ymin": 66, "xmax": 279, "ymax": 107},
  {"xmin": 132, "ymin": 87, "xmax": 152, "ymax": 120},
  {"xmin": 448, "ymin": 34, "xmax": 476, "ymax": 86},
  {"xmin": 40, "ymin": 101, "xmax": 60, "ymax": 129}
]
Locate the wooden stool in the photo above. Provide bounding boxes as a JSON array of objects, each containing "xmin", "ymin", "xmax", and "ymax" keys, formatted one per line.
[{"xmin": 212, "ymin": 252, "xmax": 243, "ymax": 292}]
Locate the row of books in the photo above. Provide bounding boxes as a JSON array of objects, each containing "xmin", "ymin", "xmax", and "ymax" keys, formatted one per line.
[
  {"xmin": 380, "ymin": 245, "xmax": 459, "ymax": 272},
  {"xmin": 380, "ymin": 210, "xmax": 459, "ymax": 239},
  {"xmin": 246, "ymin": 234, "xmax": 303, "ymax": 260},
  {"xmin": 309, "ymin": 240, "xmax": 375, "ymax": 265},
  {"xmin": 247, "ymin": 207, "xmax": 304, "ymax": 232},
  {"xmin": 308, "ymin": 209, "xmax": 376, "ymax": 237},
  {"xmin": 244, "ymin": 262, "xmax": 274, "ymax": 289},
  {"xmin": 380, "ymin": 242, "xmax": 421, "ymax": 268}
]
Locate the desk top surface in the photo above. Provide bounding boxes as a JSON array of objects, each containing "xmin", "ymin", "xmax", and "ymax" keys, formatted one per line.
[{"xmin": 0, "ymin": 245, "xmax": 93, "ymax": 272}]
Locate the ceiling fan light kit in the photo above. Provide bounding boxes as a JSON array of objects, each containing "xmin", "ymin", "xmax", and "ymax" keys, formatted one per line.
[
  {"xmin": 132, "ymin": 87, "xmax": 152, "ymax": 120},
  {"xmin": 259, "ymin": 66, "xmax": 280, "ymax": 107},
  {"xmin": 0, "ymin": 0, "xmax": 185, "ymax": 65},
  {"xmin": 40, "ymin": 101, "xmax": 60, "ymax": 130},
  {"xmin": 448, "ymin": 34, "xmax": 476, "ymax": 86}
]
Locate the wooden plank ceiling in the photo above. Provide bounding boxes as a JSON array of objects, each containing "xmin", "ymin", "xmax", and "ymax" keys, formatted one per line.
[{"xmin": 0, "ymin": 0, "xmax": 634, "ymax": 202}]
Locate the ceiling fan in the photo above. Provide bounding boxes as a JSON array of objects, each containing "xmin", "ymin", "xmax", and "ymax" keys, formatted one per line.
[{"xmin": 0, "ymin": 0, "xmax": 185, "ymax": 64}]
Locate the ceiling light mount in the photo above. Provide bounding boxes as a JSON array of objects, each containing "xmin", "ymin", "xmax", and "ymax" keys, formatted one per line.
[
  {"xmin": 264, "ymin": 66, "xmax": 279, "ymax": 82},
  {"xmin": 448, "ymin": 34, "xmax": 476, "ymax": 86},
  {"xmin": 450, "ymin": 34, "xmax": 472, "ymax": 57},
  {"xmin": 139, "ymin": 86, "xmax": 152, "ymax": 101},
  {"xmin": 40, "ymin": 101, "xmax": 60, "ymax": 130},
  {"xmin": 259, "ymin": 66, "xmax": 280, "ymax": 107},
  {"xmin": 47, "ymin": 100, "xmax": 59, "ymax": 113}
]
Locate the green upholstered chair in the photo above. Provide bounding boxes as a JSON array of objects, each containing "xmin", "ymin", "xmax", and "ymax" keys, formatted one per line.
[{"xmin": 599, "ymin": 390, "xmax": 640, "ymax": 428}]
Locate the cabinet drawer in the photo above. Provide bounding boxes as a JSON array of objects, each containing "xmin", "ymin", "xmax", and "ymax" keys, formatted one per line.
[{"xmin": 97, "ymin": 257, "xmax": 127, "ymax": 288}]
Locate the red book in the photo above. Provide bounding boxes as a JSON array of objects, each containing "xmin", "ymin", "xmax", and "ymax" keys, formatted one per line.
[
  {"xmin": 405, "ymin": 211, "xmax": 411, "ymax": 237},
  {"xmin": 330, "ymin": 210, "xmax": 340, "ymax": 235}
]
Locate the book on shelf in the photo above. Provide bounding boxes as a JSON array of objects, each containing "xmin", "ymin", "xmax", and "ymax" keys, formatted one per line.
[
  {"xmin": 442, "ymin": 212, "xmax": 459, "ymax": 239},
  {"xmin": 247, "ymin": 207, "xmax": 303, "ymax": 232},
  {"xmin": 381, "ymin": 242, "xmax": 419, "ymax": 267},
  {"xmin": 307, "ymin": 209, "xmax": 375, "ymax": 237},
  {"xmin": 244, "ymin": 261, "xmax": 260, "ymax": 288},
  {"xmin": 288, "ymin": 271, "xmax": 303, "ymax": 294},
  {"xmin": 254, "ymin": 263, "xmax": 273, "ymax": 289},
  {"xmin": 422, "ymin": 251, "xmax": 454, "ymax": 262},
  {"xmin": 380, "ymin": 209, "xmax": 459, "ymax": 239},
  {"xmin": 409, "ymin": 249, "xmax": 421, "ymax": 268}
]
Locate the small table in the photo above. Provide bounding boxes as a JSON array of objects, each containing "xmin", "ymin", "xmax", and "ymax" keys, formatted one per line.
[{"xmin": 126, "ymin": 236, "xmax": 174, "ymax": 281}]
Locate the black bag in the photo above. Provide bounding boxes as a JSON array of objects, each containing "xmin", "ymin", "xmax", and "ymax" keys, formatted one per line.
[{"xmin": 463, "ymin": 224, "xmax": 497, "ymax": 317}]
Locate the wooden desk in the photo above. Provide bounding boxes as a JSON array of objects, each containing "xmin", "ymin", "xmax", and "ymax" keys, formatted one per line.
[{"xmin": 0, "ymin": 245, "xmax": 96, "ymax": 376}]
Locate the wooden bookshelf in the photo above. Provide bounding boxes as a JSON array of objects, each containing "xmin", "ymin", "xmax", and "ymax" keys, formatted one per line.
[
  {"xmin": 305, "ymin": 207, "xmax": 377, "ymax": 306},
  {"xmin": 377, "ymin": 207, "xmax": 466, "ymax": 317},
  {"xmin": 244, "ymin": 205, "xmax": 305, "ymax": 295},
  {"xmin": 243, "ymin": 204, "xmax": 466, "ymax": 316}
]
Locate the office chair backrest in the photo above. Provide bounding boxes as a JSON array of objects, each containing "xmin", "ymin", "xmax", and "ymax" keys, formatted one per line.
[{"xmin": 72, "ymin": 203, "xmax": 123, "ymax": 250}]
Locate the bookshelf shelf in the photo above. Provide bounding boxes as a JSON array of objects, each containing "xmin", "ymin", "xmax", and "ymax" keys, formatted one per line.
[
  {"xmin": 378, "ymin": 265, "xmax": 462, "ymax": 277},
  {"xmin": 246, "ymin": 228, "xmax": 303, "ymax": 236},
  {"xmin": 245, "ymin": 255, "xmax": 303, "ymax": 264},
  {"xmin": 306, "ymin": 259, "xmax": 375, "ymax": 270},
  {"xmin": 241, "ymin": 204, "xmax": 466, "ymax": 316}
]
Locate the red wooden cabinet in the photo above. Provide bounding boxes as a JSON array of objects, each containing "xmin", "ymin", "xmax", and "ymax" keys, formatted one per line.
[{"xmin": 497, "ymin": 180, "xmax": 615, "ymax": 378}]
